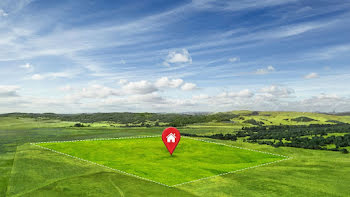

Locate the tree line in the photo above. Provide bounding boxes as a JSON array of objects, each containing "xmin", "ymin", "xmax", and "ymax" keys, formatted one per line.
[
  {"xmin": 241, "ymin": 124, "xmax": 350, "ymax": 153},
  {"xmin": 186, "ymin": 124, "xmax": 350, "ymax": 154},
  {"xmin": 182, "ymin": 133, "xmax": 238, "ymax": 141},
  {"xmin": 1, "ymin": 112, "xmax": 239, "ymax": 126}
]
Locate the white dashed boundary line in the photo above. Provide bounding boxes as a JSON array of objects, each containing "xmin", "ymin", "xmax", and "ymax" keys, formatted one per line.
[
  {"xmin": 31, "ymin": 135, "xmax": 162, "ymax": 144},
  {"xmin": 30, "ymin": 135, "xmax": 291, "ymax": 187},
  {"xmin": 172, "ymin": 157, "xmax": 292, "ymax": 187},
  {"xmin": 30, "ymin": 136, "xmax": 170, "ymax": 187},
  {"xmin": 182, "ymin": 136, "xmax": 288, "ymax": 158}
]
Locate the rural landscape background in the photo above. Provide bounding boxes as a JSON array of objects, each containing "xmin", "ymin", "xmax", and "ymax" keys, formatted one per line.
[
  {"xmin": 1, "ymin": 111, "xmax": 350, "ymax": 196},
  {"xmin": 1, "ymin": 0, "xmax": 350, "ymax": 196}
]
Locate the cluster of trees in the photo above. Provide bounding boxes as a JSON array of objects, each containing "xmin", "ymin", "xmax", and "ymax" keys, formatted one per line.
[
  {"xmin": 1, "ymin": 112, "xmax": 239, "ymax": 127},
  {"xmin": 184, "ymin": 123, "xmax": 350, "ymax": 153},
  {"xmin": 291, "ymin": 116, "xmax": 316, "ymax": 122},
  {"xmin": 280, "ymin": 134, "xmax": 350, "ymax": 150},
  {"xmin": 240, "ymin": 124, "xmax": 350, "ymax": 153},
  {"xmin": 73, "ymin": 123, "xmax": 89, "ymax": 127},
  {"xmin": 239, "ymin": 124, "xmax": 350, "ymax": 140},
  {"xmin": 242, "ymin": 119, "xmax": 264, "ymax": 126},
  {"xmin": 182, "ymin": 133, "xmax": 237, "ymax": 141},
  {"xmin": 325, "ymin": 120, "xmax": 344, "ymax": 124}
]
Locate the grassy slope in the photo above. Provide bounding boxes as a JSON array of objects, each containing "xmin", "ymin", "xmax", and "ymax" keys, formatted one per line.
[
  {"xmin": 178, "ymin": 138, "xmax": 350, "ymax": 197},
  {"xmin": 0, "ymin": 117, "xmax": 165, "ymax": 197},
  {"xmin": 7, "ymin": 144, "xmax": 195, "ymax": 197},
  {"xmin": 38, "ymin": 137, "xmax": 283, "ymax": 186},
  {"xmin": 231, "ymin": 111, "xmax": 350, "ymax": 125},
  {"xmin": 1, "ymin": 112, "xmax": 350, "ymax": 196},
  {"xmin": 7, "ymin": 137, "xmax": 350, "ymax": 197},
  {"xmin": 182, "ymin": 111, "xmax": 350, "ymax": 136}
]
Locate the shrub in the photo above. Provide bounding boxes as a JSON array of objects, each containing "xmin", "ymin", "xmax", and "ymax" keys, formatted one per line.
[{"xmin": 340, "ymin": 149, "xmax": 349, "ymax": 154}]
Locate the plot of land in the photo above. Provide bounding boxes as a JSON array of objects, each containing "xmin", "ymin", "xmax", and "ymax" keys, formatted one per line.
[{"xmin": 37, "ymin": 136, "xmax": 285, "ymax": 186}]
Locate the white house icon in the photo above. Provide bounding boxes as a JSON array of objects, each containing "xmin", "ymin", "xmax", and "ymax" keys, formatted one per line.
[{"xmin": 166, "ymin": 133, "xmax": 176, "ymax": 143}]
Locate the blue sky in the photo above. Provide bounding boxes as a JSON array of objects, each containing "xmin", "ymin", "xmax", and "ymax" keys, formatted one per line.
[{"xmin": 0, "ymin": 0, "xmax": 350, "ymax": 113}]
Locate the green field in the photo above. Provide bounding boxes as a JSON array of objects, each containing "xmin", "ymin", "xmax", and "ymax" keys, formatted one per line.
[
  {"xmin": 1, "ymin": 112, "xmax": 350, "ymax": 196},
  {"xmin": 35, "ymin": 136, "xmax": 285, "ymax": 186}
]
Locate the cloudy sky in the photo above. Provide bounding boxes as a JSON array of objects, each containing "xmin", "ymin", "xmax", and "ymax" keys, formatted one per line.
[{"xmin": 1, "ymin": 0, "xmax": 350, "ymax": 113}]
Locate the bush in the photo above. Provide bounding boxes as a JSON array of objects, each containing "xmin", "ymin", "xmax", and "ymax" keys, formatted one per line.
[
  {"xmin": 243, "ymin": 119, "xmax": 264, "ymax": 126},
  {"xmin": 340, "ymin": 149, "xmax": 349, "ymax": 154},
  {"xmin": 291, "ymin": 116, "xmax": 316, "ymax": 122},
  {"xmin": 73, "ymin": 123, "xmax": 84, "ymax": 127}
]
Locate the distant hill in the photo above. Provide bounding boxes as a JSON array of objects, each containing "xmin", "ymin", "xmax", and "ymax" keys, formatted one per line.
[
  {"xmin": 0, "ymin": 112, "xmax": 238, "ymax": 127},
  {"xmin": 2, "ymin": 110, "xmax": 350, "ymax": 127},
  {"xmin": 335, "ymin": 112, "xmax": 350, "ymax": 116}
]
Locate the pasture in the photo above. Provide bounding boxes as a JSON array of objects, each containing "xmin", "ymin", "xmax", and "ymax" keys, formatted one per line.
[
  {"xmin": 35, "ymin": 136, "xmax": 285, "ymax": 186},
  {"xmin": 1, "ymin": 112, "xmax": 350, "ymax": 196}
]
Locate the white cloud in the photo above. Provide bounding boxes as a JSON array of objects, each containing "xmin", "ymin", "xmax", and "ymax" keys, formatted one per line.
[
  {"xmin": 297, "ymin": 93, "xmax": 349, "ymax": 112},
  {"xmin": 0, "ymin": 0, "xmax": 191, "ymax": 62},
  {"xmin": 155, "ymin": 77, "xmax": 183, "ymax": 88},
  {"xmin": 235, "ymin": 89, "xmax": 254, "ymax": 98},
  {"xmin": 269, "ymin": 23, "xmax": 324, "ymax": 39},
  {"xmin": 219, "ymin": 89, "xmax": 254, "ymax": 98},
  {"xmin": 121, "ymin": 80, "xmax": 158, "ymax": 94},
  {"xmin": 228, "ymin": 57, "xmax": 240, "ymax": 63},
  {"xmin": 163, "ymin": 49, "xmax": 192, "ymax": 66},
  {"xmin": 192, "ymin": 0, "xmax": 298, "ymax": 12},
  {"xmin": 0, "ymin": 9, "xmax": 8, "ymax": 17},
  {"xmin": 31, "ymin": 74, "xmax": 43, "ymax": 80},
  {"xmin": 0, "ymin": 85, "xmax": 20, "ymax": 97},
  {"xmin": 181, "ymin": 83, "xmax": 197, "ymax": 91},
  {"xmin": 2, "ymin": 85, "xmax": 350, "ymax": 113},
  {"xmin": 311, "ymin": 44, "xmax": 350, "ymax": 60},
  {"xmin": 118, "ymin": 79, "xmax": 128, "ymax": 85},
  {"xmin": 59, "ymin": 85, "xmax": 73, "ymax": 91},
  {"xmin": 129, "ymin": 93, "xmax": 165, "ymax": 103},
  {"xmin": 30, "ymin": 71, "xmax": 78, "ymax": 80},
  {"xmin": 120, "ymin": 77, "xmax": 193, "ymax": 93},
  {"xmin": 101, "ymin": 93, "xmax": 166, "ymax": 108},
  {"xmin": 304, "ymin": 72, "xmax": 319, "ymax": 79},
  {"xmin": 70, "ymin": 85, "xmax": 120, "ymax": 99},
  {"xmin": 255, "ymin": 65, "xmax": 275, "ymax": 75},
  {"xmin": 20, "ymin": 63, "xmax": 34, "ymax": 72},
  {"xmin": 82, "ymin": 85, "xmax": 120, "ymax": 98},
  {"xmin": 192, "ymin": 94, "xmax": 209, "ymax": 100},
  {"xmin": 20, "ymin": 63, "xmax": 33, "ymax": 69},
  {"xmin": 260, "ymin": 85, "xmax": 294, "ymax": 98},
  {"xmin": 57, "ymin": 77, "xmax": 196, "ymax": 104},
  {"xmin": 267, "ymin": 65, "xmax": 275, "ymax": 71}
]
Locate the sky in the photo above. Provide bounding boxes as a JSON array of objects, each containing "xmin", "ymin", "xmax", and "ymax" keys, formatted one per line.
[{"xmin": 0, "ymin": 0, "xmax": 350, "ymax": 113}]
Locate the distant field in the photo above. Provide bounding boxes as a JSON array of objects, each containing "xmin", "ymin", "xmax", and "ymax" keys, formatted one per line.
[{"xmin": 36, "ymin": 136, "xmax": 285, "ymax": 186}]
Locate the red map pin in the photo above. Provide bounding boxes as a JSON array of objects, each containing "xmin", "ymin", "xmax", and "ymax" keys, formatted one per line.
[{"xmin": 162, "ymin": 127, "xmax": 181, "ymax": 155}]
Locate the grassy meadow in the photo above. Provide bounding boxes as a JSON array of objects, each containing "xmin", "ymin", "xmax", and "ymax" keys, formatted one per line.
[
  {"xmin": 1, "ymin": 111, "xmax": 350, "ymax": 196},
  {"xmin": 37, "ymin": 137, "xmax": 284, "ymax": 186}
]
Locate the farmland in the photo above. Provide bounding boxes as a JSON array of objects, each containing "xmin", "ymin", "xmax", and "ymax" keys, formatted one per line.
[{"xmin": 1, "ymin": 111, "xmax": 350, "ymax": 196}]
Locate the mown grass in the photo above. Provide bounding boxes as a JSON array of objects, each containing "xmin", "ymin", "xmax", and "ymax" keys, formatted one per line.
[{"xmin": 37, "ymin": 137, "xmax": 284, "ymax": 186}]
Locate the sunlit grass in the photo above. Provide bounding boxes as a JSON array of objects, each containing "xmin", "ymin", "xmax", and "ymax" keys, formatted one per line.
[{"xmin": 38, "ymin": 137, "xmax": 284, "ymax": 186}]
